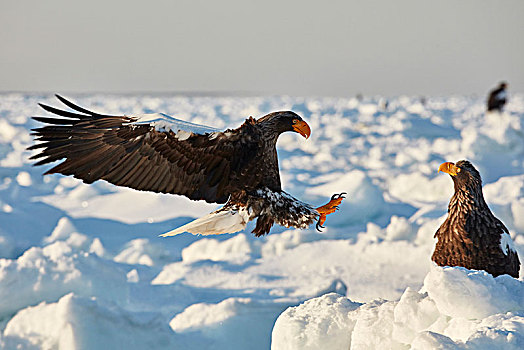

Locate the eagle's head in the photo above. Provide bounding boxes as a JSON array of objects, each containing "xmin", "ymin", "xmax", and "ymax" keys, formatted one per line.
[
  {"xmin": 438, "ymin": 160, "xmax": 482, "ymax": 194},
  {"xmin": 257, "ymin": 111, "xmax": 311, "ymax": 139}
]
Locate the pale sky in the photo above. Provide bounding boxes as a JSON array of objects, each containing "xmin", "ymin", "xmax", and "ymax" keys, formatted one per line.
[{"xmin": 1, "ymin": 0, "xmax": 523, "ymax": 97}]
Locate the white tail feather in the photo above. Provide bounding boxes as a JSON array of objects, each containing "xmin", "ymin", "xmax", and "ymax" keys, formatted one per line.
[{"xmin": 160, "ymin": 207, "xmax": 252, "ymax": 237}]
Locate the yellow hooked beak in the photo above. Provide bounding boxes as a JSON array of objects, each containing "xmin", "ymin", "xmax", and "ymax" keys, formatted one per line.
[
  {"xmin": 438, "ymin": 162, "xmax": 461, "ymax": 176},
  {"xmin": 292, "ymin": 120, "xmax": 311, "ymax": 139}
]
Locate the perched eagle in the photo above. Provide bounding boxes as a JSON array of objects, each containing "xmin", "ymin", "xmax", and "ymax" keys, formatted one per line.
[
  {"xmin": 487, "ymin": 81, "xmax": 508, "ymax": 112},
  {"xmin": 434, "ymin": 160, "xmax": 520, "ymax": 278},
  {"xmin": 29, "ymin": 95, "xmax": 344, "ymax": 237}
]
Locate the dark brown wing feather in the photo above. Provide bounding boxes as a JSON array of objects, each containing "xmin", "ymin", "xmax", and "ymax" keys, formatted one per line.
[
  {"xmin": 28, "ymin": 95, "xmax": 265, "ymax": 204},
  {"xmin": 433, "ymin": 215, "xmax": 520, "ymax": 278}
]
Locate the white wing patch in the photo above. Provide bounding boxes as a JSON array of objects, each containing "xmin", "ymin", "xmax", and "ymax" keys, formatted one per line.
[
  {"xmin": 129, "ymin": 113, "xmax": 220, "ymax": 139},
  {"xmin": 495, "ymin": 90, "xmax": 507, "ymax": 100},
  {"xmin": 500, "ymin": 232, "xmax": 517, "ymax": 255}
]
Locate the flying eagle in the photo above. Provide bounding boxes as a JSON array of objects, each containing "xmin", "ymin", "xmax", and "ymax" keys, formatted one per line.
[
  {"xmin": 29, "ymin": 95, "xmax": 345, "ymax": 237},
  {"xmin": 434, "ymin": 160, "xmax": 520, "ymax": 278}
]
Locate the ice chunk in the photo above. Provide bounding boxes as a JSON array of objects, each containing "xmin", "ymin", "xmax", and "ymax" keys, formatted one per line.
[
  {"xmin": 171, "ymin": 297, "xmax": 251, "ymax": 332},
  {"xmin": 392, "ymin": 287, "xmax": 440, "ymax": 344},
  {"xmin": 272, "ymin": 265, "xmax": 524, "ymax": 349},
  {"xmin": 16, "ymin": 171, "xmax": 32, "ymax": 187},
  {"xmin": 114, "ymin": 238, "xmax": 170, "ymax": 266},
  {"xmin": 0, "ymin": 241, "xmax": 128, "ymax": 319},
  {"xmin": 44, "ymin": 217, "xmax": 78, "ymax": 244},
  {"xmin": 424, "ymin": 265, "xmax": 523, "ymax": 319},
  {"xmin": 271, "ymin": 293, "xmax": 360, "ymax": 350},
  {"xmin": 350, "ymin": 299, "xmax": 401, "ymax": 349},
  {"xmin": 385, "ymin": 215, "xmax": 415, "ymax": 241},
  {"xmin": 172, "ymin": 297, "xmax": 288, "ymax": 350},
  {"xmin": 1, "ymin": 293, "xmax": 178, "ymax": 349},
  {"xmin": 410, "ymin": 331, "xmax": 461, "ymax": 349}
]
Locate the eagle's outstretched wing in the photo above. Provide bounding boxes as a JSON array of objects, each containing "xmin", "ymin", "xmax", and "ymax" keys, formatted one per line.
[
  {"xmin": 30, "ymin": 95, "xmax": 345, "ymax": 236},
  {"xmin": 29, "ymin": 95, "xmax": 262, "ymax": 204}
]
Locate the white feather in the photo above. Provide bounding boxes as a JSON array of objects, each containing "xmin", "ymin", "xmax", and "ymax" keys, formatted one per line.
[
  {"xmin": 160, "ymin": 207, "xmax": 252, "ymax": 237},
  {"xmin": 499, "ymin": 232, "xmax": 517, "ymax": 255}
]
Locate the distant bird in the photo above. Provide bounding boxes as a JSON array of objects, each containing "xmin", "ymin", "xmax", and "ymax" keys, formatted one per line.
[
  {"xmin": 29, "ymin": 95, "xmax": 345, "ymax": 236},
  {"xmin": 434, "ymin": 160, "xmax": 520, "ymax": 278},
  {"xmin": 487, "ymin": 82, "xmax": 508, "ymax": 112}
]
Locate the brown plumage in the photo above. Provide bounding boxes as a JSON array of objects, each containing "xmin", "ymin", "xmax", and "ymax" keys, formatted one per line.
[
  {"xmin": 29, "ymin": 95, "xmax": 344, "ymax": 236},
  {"xmin": 487, "ymin": 82, "xmax": 508, "ymax": 112},
  {"xmin": 433, "ymin": 160, "xmax": 520, "ymax": 278}
]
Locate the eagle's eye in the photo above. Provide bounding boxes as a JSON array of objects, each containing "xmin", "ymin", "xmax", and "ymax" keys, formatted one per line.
[
  {"xmin": 456, "ymin": 168, "xmax": 461, "ymax": 173},
  {"xmin": 292, "ymin": 119, "xmax": 298, "ymax": 124}
]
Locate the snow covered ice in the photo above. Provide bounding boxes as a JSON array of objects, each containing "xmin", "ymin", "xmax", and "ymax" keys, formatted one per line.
[
  {"xmin": 272, "ymin": 265, "xmax": 524, "ymax": 349},
  {"xmin": 0, "ymin": 93, "xmax": 522, "ymax": 349}
]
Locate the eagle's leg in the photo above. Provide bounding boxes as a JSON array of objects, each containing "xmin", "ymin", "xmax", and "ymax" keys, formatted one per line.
[{"xmin": 315, "ymin": 193, "xmax": 346, "ymax": 231}]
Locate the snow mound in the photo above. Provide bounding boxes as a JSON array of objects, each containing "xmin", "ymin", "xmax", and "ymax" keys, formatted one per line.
[
  {"xmin": 459, "ymin": 112, "xmax": 524, "ymax": 183},
  {"xmin": 483, "ymin": 174, "xmax": 524, "ymax": 232},
  {"xmin": 44, "ymin": 217, "xmax": 78, "ymax": 244},
  {"xmin": 0, "ymin": 241, "xmax": 128, "ymax": 319},
  {"xmin": 384, "ymin": 215, "xmax": 415, "ymax": 241},
  {"xmin": 1, "ymin": 293, "xmax": 178, "ymax": 350},
  {"xmin": 272, "ymin": 265, "xmax": 524, "ymax": 349},
  {"xmin": 388, "ymin": 172, "xmax": 452, "ymax": 205},
  {"xmin": 271, "ymin": 293, "xmax": 361, "ymax": 350},
  {"xmin": 181, "ymin": 234, "xmax": 254, "ymax": 264},
  {"xmin": 306, "ymin": 170, "xmax": 386, "ymax": 226},
  {"xmin": 170, "ymin": 297, "xmax": 252, "ymax": 332},
  {"xmin": 261, "ymin": 229, "xmax": 321, "ymax": 257},
  {"xmin": 171, "ymin": 298, "xmax": 289, "ymax": 350},
  {"xmin": 114, "ymin": 238, "xmax": 170, "ymax": 266},
  {"xmin": 40, "ymin": 186, "xmax": 215, "ymax": 225},
  {"xmin": 424, "ymin": 265, "xmax": 523, "ymax": 319},
  {"xmin": 151, "ymin": 262, "xmax": 189, "ymax": 285}
]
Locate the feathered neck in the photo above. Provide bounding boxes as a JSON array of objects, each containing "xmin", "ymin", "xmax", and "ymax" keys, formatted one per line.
[
  {"xmin": 256, "ymin": 119, "xmax": 284, "ymax": 145},
  {"xmin": 448, "ymin": 176, "xmax": 488, "ymax": 217}
]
